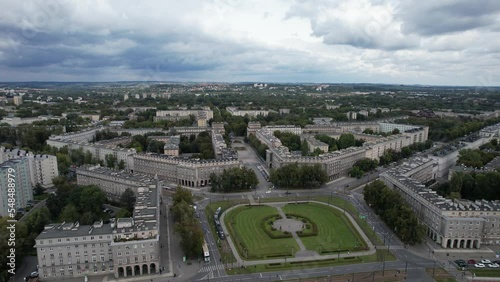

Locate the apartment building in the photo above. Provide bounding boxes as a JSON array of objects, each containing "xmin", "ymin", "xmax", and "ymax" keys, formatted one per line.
[
  {"xmin": 304, "ymin": 136, "xmax": 329, "ymax": 153},
  {"xmin": 154, "ymin": 108, "xmax": 213, "ymax": 122},
  {"xmin": 253, "ymin": 122, "xmax": 428, "ymax": 181},
  {"xmin": 226, "ymin": 107, "xmax": 269, "ymax": 117},
  {"xmin": 0, "ymin": 147, "xmax": 59, "ymax": 187},
  {"xmin": 0, "ymin": 158, "xmax": 33, "ymax": 216},
  {"xmin": 132, "ymin": 153, "xmax": 240, "ymax": 187},
  {"xmin": 48, "ymin": 126, "xmax": 104, "ymax": 143},
  {"xmin": 380, "ymin": 157, "xmax": 500, "ymax": 249},
  {"xmin": 35, "ymin": 184, "xmax": 160, "ymax": 280},
  {"xmin": 76, "ymin": 165, "xmax": 155, "ymax": 201},
  {"xmin": 46, "ymin": 139, "xmax": 136, "ymax": 170}
]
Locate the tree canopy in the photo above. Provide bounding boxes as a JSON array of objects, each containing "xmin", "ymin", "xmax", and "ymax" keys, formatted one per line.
[
  {"xmin": 364, "ymin": 180, "xmax": 426, "ymax": 245},
  {"xmin": 270, "ymin": 163, "xmax": 328, "ymax": 189},
  {"xmin": 210, "ymin": 167, "xmax": 259, "ymax": 193}
]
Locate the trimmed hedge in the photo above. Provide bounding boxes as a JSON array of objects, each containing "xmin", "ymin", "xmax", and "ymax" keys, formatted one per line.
[
  {"xmin": 285, "ymin": 213, "xmax": 318, "ymax": 237},
  {"xmin": 261, "ymin": 215, "xmax": 292, "ymax": 239}
]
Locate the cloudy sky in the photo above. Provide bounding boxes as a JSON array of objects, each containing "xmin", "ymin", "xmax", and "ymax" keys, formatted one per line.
[{"xmin": 0, "ymin": 0, "xmax": 499, "ymax": 85}]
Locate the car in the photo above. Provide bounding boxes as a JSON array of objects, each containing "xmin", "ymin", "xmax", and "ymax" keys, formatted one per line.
[
  {"xmin": 265, "ymin": 190, "xmax": 272, "ymax": 194},
  {"xmin": 30, "ymin": 271, "xmax": 39, "ymax": 278},
  {"xmin": 474, "ymin": 263, "xmax": 485, "ymax": 268},
  {"xmin": 488, "ymin": 263, "xmax": 499, "ymax": 268},
  {"xmin": 481, "ymin": 259, "xmax": 491, "ymax": 264},
  {"xmin": 494, "ymin": 260, "xmax": 500, "ymax": 264},
  {"xmin": 454, "ymin": 259, "xmax": 467, "ymax": 267},
  {"xmin": 468, "ymin": 259, "xmax": 476, "ymax": 264}
]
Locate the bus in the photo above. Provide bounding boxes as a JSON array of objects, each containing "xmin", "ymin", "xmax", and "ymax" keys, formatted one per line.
[{"xmin": 203, "ymin": 240, "xmax": 210, "ymax": 262}]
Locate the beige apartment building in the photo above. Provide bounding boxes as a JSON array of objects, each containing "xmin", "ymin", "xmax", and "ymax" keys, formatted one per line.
[
  {"xmin": 76, "ymin": 165, "xmax": 155, "ymax": 201},
  {"xmin": 132, "ymin": 153, "xmax": 241, "ymax": 187},
  {"xmin": 381, "ymin": 157, "xmax": 500, "ymax": 249},
  {"xmin": 35, "ymin": 184, "xmax": 161, "ymax": 280}
]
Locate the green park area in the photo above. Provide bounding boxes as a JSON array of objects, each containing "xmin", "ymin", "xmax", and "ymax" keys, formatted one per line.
[
  {"xmin": 225, "ymin": 205, "xmax": 299, "ymax": 260},
  {"xmin": 282, "ymin": 202, "xmax": 367, "ymax": 254},
  {"xmin": 224, "ymin": 202, "xmax": 367, "ymax": 261}
]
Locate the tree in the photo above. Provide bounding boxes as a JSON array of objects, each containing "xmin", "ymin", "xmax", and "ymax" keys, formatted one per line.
[
  {"xmin": 115, "ymin": 209, "xmax": 132, "ymax": 218},
  {"xmin": 270, "ymin": 163, "xmax": 327, "ymax": 189},
  {"xmin": 56, "ymin": 152, "xmax": 72, "ymax": 175},
  {"xmin": 117, "ymin": 159, "xmax": 126, "ymax": 170},
  {"xmin": 392, "ymin": 128, "xmax": 400, "ymax": 134},
  {"xmin": 80, "ymin": 212, "xmax": 95, "ymax": 225},
  {"xmin": 210, "ymin": 167, "xmax": 259, "ymax": 193},
  {"xmin": 120, "ymin": 188, "xmax": 136, "ymax": 212},
  {"xmin": 301, "ymin": 140, "xmax": 309, "ymax": 156},
  {"xmin": 79, "ymin": 186, "xmax": 106, "ymax": 215},
  {"xmin": 105, "ymin": 154, "xmax": 117, "ymax": 168},
  {"xmin": 363, "ymin": 128, "xmax": 374, "ymax": 134},
  {"xmin": 338, "ymin": 133, "xmax": 356, "ymax": 149},
  {"xmin": 349, "ymin": 166, "xmax": 364, "ymax": 178},
  {"xmin": 364, "ymin": 180, "xmax": 426, "ymax": 245},
  {"xmin": 172, "ymin": 186, "xmax": 194, "ymax": 206},
  {"xmin": 59, "ymin": 204, "xmax": 80, "ymax": 222},
  {"xmin": 171, "ymin": 187, "xmax": 204, "ymax": 258},
  {"xmin": 33, "ymin": 183, "xmax": 44, "ymax": 196}
]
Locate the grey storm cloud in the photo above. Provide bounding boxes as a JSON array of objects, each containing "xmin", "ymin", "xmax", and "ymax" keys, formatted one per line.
[
  {"xmin": 0, "ymin": 0, "xmax": 499, "ymax": 85},
  {"xmin": 398, "ymin": 0, "xmax": 500, "ymax": 35}
]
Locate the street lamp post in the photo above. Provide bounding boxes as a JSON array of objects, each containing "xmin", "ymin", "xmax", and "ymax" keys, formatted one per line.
[{"xmin": 338, "ymin": 241, "xmax": 341, "ymax": 260}]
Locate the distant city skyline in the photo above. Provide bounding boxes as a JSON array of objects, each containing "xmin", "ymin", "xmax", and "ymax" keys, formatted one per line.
[{"xmin": 1, "ymin": 0, "xmax": 499, "ymax": 86}]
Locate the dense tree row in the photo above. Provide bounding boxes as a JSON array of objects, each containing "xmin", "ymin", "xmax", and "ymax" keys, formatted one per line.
[
  {"xmin": 210, "ymin": 167, "xmax": 259, "ymax": 193},
  {"xmin": 457, "ymin": 149, "xmax": 495, "ymax": 168},
  {"xmin": 247, "ymin": 133, "xmax": 268, "ymax": 160},
  {"xmin": 480, "ymin": 139, "xmax": 500, "ymax": 151},
  {"xmin": 349, "ymin": 158, "xmax": 378, "ymax": 178},
  {"xmin": 177, "ymin": 132, "xmax": 215, "ymax": 159},
  {"xmin": 399, "ymin": 117, "xmax": 500, "ymax": 142},
  {"xmin": 92, "ymin": 129, "xmax": 119, "ymax": 142},
  {"xmin": 0, "ymin": 125, "xmax": 63, "ymax": 152},
  {"xmin": 171, "ymin": 187, "xmax": 204, "ymax": 258},
  {"xmin": 270, "ymin": 163, "xmax": 328, "ymax": 189},
  {"xmin": 435, "ymin": 171, "xmax": 500, "ymax": 201},
  {"xmin": 364, "ymin": 180, "xmax": 426, "ymax": 245},
  {"xmin": 314, "ymin": 133, "xmax": 364, "ymax": 151},
  {"xmin": 127, "ymin": 134, "xmax": 165, "ymax": 154},
  {"xmin": 273, "ymin": 131, "xmax": 301, "ymax": 151},
  {"xmin": 378, "ymin": 140, "xmax": 433, "ymax": 166},
  {"xmin": 46, "ymin": 178, "xmax": 108, "ymax": 224}
]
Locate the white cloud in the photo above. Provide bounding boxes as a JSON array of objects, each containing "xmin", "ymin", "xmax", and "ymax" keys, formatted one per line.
[{"xmin": 0, "ymin": 0, "xmax": 498, "ymax": 85}]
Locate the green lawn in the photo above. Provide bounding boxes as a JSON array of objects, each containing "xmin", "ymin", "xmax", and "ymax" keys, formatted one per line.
[
  {"xmin": 282, "ymin": 202, "xmax": 366, "ymax": 253},
  {"xmin": 227, "ymin": 249, "xmax": 395, "ymax": 275},
  {"xmin": 471, "ymin": 269, "xmax": 500, "ymax": 277},
  {"xmin": 225, "ymin": 205, "xmax": 299, "ymax": 260}
]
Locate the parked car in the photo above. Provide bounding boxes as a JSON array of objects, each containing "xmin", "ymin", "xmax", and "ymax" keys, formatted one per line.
[
  {"xmin": 30, "ymin": 272, "xmax": 38, "ymax": 278},
  {"xmin": 488, "ymin": 263, "xmax": 499, "ymax": 268},
  {"xmin": 481, "ymin": 259, "xmax": 491, "ymax": 264},
  {"xmin": 454, "ymin": 259, "xmax": 467, "ymax": 267},
  {"xmin": 468, "ymin": 259, "xmax": 476, "ymax": 264},
  {"xmin": 474, "ymin": 263, "xmax": 485, "ymax": 268}
]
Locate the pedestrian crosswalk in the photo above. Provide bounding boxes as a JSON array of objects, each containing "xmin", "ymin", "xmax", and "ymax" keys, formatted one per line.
[{"xmin": 199, "ymin": 263, "xmax": 225, "ymax": 272}]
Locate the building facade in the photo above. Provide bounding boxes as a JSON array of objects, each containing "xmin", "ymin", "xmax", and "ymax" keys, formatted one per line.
[
  {"xmin": 380, "ymin": 157, "xmax": 500, "ymax": 249},
  {"xmin": 253, "ymin": 122, "xmax": 428, "ymax": 181},
  {"xmin": 132, "ymin": 153, "xmax": 241, "ymax": 187},
  {"xmin": 0, "ymin": 147, "xmax": 59, "ymax": 187},
  {"xmin": 76, "ymin": 165, "xmax": 155, "ymax": 202},
  {"xmin": 35, "ymin": 184, "xmax": 160, "ymax": 280},
  {"xmin": 0, "ymin": 158, "xmax": 33, "ymax": 216}
]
